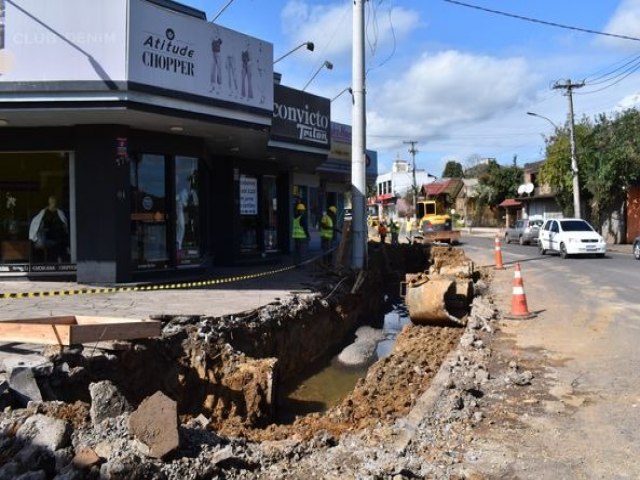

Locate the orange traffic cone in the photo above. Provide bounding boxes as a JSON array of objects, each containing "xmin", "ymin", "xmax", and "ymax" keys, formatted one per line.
[
  {"xmin": 494, "ymin": 235, "xmax": 504, "ymax": 270},
  {"xmin": 505, "ymin": 262, "xmax": 536, "ymax": 319}
]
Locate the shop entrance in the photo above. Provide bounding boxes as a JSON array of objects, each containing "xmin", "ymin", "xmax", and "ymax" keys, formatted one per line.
[{"xmin": 130, "ymin": 154, "xmax": 202, "ymax": 272}]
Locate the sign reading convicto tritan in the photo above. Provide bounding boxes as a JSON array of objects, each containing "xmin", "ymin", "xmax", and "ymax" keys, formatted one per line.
[{"xmin": 272, "ymin": 84, "xmax": 330, "ymax": 148}]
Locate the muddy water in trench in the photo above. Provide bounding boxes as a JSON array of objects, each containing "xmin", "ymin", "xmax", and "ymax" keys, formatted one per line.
[{"xmin": 278, "ymin": 303, "xmax": 410, "ymax": 422}]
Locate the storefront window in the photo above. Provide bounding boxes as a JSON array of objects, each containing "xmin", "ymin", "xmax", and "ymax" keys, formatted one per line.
[
  {"xmin": 175, "ymin": 156, "xmax": 200, "ymax": 265},
  {"xmin": 262, "ymin": 175, "xmax": 278, "ymax": 252},
  {"xmin": 130, "ymin": 154, "xmax": 168, "ymax": 270},
  {"xmin": 0, "ymin": 152, "xmax": 71, "ymax": 273}
]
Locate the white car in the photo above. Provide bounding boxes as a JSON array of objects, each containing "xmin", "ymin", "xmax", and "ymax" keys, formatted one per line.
[{"xmin": 538, "ymin": 218, "xmax": 607, "ymax": 258}]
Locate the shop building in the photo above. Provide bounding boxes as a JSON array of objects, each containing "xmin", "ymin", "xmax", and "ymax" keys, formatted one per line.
[
  {"xmin": 270, "ymin": 82, "xmax": 331, "ymax": 252},
  {"xmin": 0, "ymin": 0, "xmax": 296, "ymax": 283}
]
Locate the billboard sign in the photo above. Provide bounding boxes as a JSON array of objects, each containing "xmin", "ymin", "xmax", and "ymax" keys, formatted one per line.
[{"xmin": 129, "ymin": 0, "xmax": 273, "ymax": 110}]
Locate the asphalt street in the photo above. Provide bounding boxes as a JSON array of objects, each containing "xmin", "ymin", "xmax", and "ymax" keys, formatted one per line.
[{"xmin": 461, "ymin": 232, "xmax": 640, "ymax": 478}]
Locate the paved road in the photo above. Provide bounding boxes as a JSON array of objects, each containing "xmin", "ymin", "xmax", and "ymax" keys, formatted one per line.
[{"xmin": 461, "ymin": 233, "xmax": 640, "ymax": 478}]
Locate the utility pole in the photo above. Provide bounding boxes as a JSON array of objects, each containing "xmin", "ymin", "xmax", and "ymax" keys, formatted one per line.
[
  {"xmin": 403, "ymin": 140, "xmax": 419, "ymax": 220},
  {"xmin": 553, "ymin": 79, "xmax": 584, "ymax": 219},
  {"xmin": 351, "ymin": 0, "xmax": 366, "ymax": 269}
]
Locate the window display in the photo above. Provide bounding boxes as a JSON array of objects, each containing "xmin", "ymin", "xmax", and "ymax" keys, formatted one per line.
[
  {"xmin": 175, "ymin": 156, "xmax": 200, "ymax": 265},
  {"xmin": 0, "ymin": 152, "xmax": 71, "ymax": 273}
]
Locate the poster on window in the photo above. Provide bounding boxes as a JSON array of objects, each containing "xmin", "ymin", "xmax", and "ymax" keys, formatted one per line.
[{"xmin": 239, "ymin": 175, "xmax": 257, "ymax": 215}]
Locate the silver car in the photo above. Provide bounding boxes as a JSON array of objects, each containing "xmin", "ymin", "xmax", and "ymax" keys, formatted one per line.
[{"xmin": 504, "ymin": 218, "xmax": 544, "ymax": 245}]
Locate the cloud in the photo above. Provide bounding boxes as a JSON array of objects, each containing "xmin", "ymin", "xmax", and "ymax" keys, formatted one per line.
[
  {"xmin": 367, "ymin": 50, "xmax": 537, "ymax": 152},
  {"xmin": 599, "ymin": 0, "xmax": 640, "ymax": 50},
  {"xmin": 281, "ymin": 1, "xmax": 420, "ymax": 61}
]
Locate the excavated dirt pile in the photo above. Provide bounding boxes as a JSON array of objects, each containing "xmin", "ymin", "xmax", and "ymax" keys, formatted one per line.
[{"xmin": 0, "ymin": 244, "xmax": 503, "ymax": 480}]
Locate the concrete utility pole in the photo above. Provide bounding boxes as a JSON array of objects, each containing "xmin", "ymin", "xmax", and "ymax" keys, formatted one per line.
[
  {"xmin": 403, "ymin": 140, "xmax": 419, "ymax": 220},
  {"xmin": 553, "ymin": 79, "xmax": 584, "ymax": 219},
  {"xmin": 351, "ymin": 0, "xmax": 367, "ymax": 269}
]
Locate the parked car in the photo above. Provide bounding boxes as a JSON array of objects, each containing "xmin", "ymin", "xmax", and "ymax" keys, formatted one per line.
[
  {"xmin": 634, "ymin": 236, "xmax": 640, "ymax": 260},
  {"xmin": 538, "ymin": 218, "xmax": 606, "ymax": 258},
  {"xmin": 504, "ymin": 218, "xmax": 544, "ymax": 245}
]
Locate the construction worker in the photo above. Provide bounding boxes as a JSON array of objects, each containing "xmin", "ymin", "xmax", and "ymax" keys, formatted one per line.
[
  {"xmin": 292, "ymin": 203, "xmax": 309, "ymax": 267},
  {"xmin": 320, "ymin": 208, "xmax": 334, "ymax": 264},
  {"xmin": 389, "ymin": 218, "xmax": 400, "ymax": 246},
  {"xmin": 378, "ymin": 220, "xmax": 388, "ymax": 244}
]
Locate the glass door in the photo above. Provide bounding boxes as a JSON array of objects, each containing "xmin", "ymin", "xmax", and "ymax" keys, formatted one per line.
[{"xmin": 130, "ymin": 154, "xmax": 169, "ymax": 270}]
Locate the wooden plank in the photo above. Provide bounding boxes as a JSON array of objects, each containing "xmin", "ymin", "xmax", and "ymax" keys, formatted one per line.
[
  {"xmin": 0, "ymin": 323, "xmax": 71, "ymax": 345},
  {"xmin": 0, "ymin": 316, "xmax": 77, "ymax": 325},
  {"xmin": 0, "ymin": 316, "xmax": 162, "ymax": 345}
]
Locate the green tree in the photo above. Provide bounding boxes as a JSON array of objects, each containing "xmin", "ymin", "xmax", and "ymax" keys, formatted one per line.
[
  {"xmin": 539, "ymin": 109, "xmax": 640, "ymax": 225},
  {"xmin": 442, "ymin": 160, "xmax": 464, "ymax": 178},
  {"xmin": 476, "ymin": 158, "xmax": 523, "ymax": 208}
]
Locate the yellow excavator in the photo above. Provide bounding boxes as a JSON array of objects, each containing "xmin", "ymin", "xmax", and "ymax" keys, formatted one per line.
[{"xmin": 411, "ymin": 199, "xmax": 460, "ymax": 244}]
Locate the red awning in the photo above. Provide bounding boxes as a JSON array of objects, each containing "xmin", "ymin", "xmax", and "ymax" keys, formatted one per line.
[{"xmin": 498, "ymin": 198, "xmax": 522, "ymax": 208}]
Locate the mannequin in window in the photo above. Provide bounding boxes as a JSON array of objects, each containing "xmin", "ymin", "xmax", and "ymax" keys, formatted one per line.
[{"xmin": 29, "ymin": 195, "xmax": 69, "ymax": 262}]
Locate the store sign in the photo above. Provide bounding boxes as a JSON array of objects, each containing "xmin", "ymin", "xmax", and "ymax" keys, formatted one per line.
[
  {"xmin": 0, "ymin": 0, "xmax": 273, "ymax": 111},
  {"xmin": 329, "ymin": 122, "xmax": 351, "ymax": 161},
  {"xmin": 129, "ymin": 0, "xmax": 273, "ymax": 110},
  {"xmin": 0, "ymin": 0, "xmax": 128, "ymax": 81},
  {"xmin": 239, "ymin": 175, "xmax": 257, "ymax": 215},
  {"xmin": 272, "ymin": 84, "xmax": 330, "ymax": 148}
]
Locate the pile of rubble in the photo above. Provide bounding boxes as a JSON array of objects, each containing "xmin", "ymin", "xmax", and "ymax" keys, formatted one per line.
[{"xmin": 0, "ymin": 248, "xmax": 532, "ymax": 479}]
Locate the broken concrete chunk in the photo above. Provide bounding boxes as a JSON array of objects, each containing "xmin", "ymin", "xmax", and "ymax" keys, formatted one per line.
[
  {"xmin": 8, "ymin": 367, "xmax": 43, "ymax": 406},
  {"xmin": 72, "ymin": 446, "xmax": 101, "ymax": 469},
  {"xmin": 128, "ymin": 391, "xmax": 179, "ymax": 458},
  {"xmin": 16, "ymin": 414, "xmax": 71, "ymax": 451},
  {"xmin": 2, "ymin": 356, "xmax": 53, "ymax": 377},
  {"xmin": 89, "ymin": 380, "xmax": 130, "ymax": 426}
]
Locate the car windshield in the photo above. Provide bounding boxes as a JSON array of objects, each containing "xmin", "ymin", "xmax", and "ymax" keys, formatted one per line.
[
  {"xmin": 530, "ymin": 220, "xmax": 543, "ymax": 227},
  {"xmin": 560, "ymin": 220, "xmax": 594, "ymax": 232}
]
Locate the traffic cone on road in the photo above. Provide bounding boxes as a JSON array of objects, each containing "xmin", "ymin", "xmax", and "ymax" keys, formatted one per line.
[
  {"xmin": 505, "ymin": 262, "xmax": 536, "ymax": 319},
  {"xmin": 494, "ymin": 235, "xmax": 505, "ymax": 270}
]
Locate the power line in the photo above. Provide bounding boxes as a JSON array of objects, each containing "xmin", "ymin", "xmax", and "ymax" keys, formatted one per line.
[{"xmin": 443, "ymin": 0, "xmax": 640, "ymax": 42}]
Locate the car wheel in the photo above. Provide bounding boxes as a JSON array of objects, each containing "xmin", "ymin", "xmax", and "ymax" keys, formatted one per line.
[
  {"xmin": 538, "ymin": 241, "xmax": 546, "ymax": 255},
  {"xmin": 519, "ymin": 235, "xmax": 525, "ymax": 246},
  {"xmin": 595, "ymin": 253, "xmax": 605, "ymax": 258},
  {"xmin": 634, "ymin": 242, "xmax": 640, "ymax": 260},
  {"xmin": 560, "ymin": 242, "xmax": 569, "ymax": 259}
]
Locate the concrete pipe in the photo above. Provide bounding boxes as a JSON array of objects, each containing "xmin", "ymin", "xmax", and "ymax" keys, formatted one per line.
[{"xmin": 405, "ymin": 276, "xmax": 464, "ymax": 326}]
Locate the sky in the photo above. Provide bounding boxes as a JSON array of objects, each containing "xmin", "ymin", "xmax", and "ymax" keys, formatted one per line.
[{"xmin": 185, "ymin": 0, "xmax": 640, "ymax": 176}]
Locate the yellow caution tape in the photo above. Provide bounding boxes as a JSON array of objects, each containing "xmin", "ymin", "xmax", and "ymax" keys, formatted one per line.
[{"xmin": 0, "ymin": 264, "xmax": 298, "ymax": 300}]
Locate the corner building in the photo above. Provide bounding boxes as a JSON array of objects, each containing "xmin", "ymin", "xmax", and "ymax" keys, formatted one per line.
[{"xmin": 0, "ymin": 0, "xmax": 316, "ymax": 283}]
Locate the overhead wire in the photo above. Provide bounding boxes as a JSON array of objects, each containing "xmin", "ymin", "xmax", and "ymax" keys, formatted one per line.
[{"xmin": 442, "ymin": 0, "xmax": 640, "ymax": 42}]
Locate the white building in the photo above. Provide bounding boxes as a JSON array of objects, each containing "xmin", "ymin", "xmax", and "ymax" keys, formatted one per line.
[{"xmin": 372, "ymin": 159, "xmax": 436, "ymax": 220}]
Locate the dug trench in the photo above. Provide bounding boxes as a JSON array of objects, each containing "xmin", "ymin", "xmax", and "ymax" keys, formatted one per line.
[{"xmin": 0, "ymin": 243, "xmax": 498, "ymax": 479}]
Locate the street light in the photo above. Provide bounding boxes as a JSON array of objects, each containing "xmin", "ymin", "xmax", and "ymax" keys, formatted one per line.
[
  {"xmin": 331, "ymin": 86, "xmax": 353, "ymax": 102},
  {"xmin": 526, "ymin": 111, "xmax": 559, "ymax": 130},
  {"xmin": 273, "ymin": 42, "xmax": 314, "ymax": 65},
  {"xmin": 527, "ymin": 111, "xmax": 581, "ymax": 218},
  {"xmin": 302, "ymin": 60, "xmax": 333, "ymax": 91}
]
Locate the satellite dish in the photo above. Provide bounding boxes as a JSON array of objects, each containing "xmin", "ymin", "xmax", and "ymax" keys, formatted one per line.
[
  {"xmin": 524, "ymin": 183, "xmax": 534, "ymax": 194},
  {"xmin": 517, "ymin": 184, "xmax": 526, "ymax": 195}
]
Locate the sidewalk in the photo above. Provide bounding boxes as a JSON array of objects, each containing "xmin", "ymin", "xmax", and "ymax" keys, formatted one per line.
[{"xmin": 0, "ymin": 260, "xmax": 324, "ymax": 321}]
